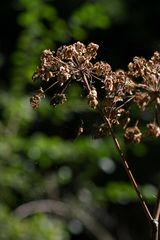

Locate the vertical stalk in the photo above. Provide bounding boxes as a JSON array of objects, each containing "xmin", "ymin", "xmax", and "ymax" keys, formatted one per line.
[
  {"xmin": 151, "ymin": 220, "xmax": 158, "ymax": 240},
  {"xmin": 103, "ymin": 116, "xmax": 160, "ymax": 240},
  {"xmin": 154, "ymin": 188, "xmax": 160, "ymax": 222},
  {"xmin": 103, "ymin": 116, "xmax": 153, "ymax": 223},
  {"xmin": 151, "ymin": 188, "xmax": 160, "ymax": 240},
  {"xmin": 81, "ymin": 73, "xmax": 158, "ymax": 238}
]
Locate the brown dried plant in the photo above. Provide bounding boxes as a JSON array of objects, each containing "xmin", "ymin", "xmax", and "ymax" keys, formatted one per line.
[{"xmin": 31, "ymin": 42, "xmax": 160, "ymax": 240}]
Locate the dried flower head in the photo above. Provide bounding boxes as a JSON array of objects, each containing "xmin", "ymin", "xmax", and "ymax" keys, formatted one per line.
[
  {"xmin": 87, "ymin": 87, "xmax": 98, "ymax": 109},
  {"xmin": 124, "ymin": 126, "xmax": 142, "ymax": 144},
  {"xmin": 86, "ymin": 42, "xmax": 99, "ymax": 59},
  {"xmin": 30, "ymin": 87, "xmax": 45, "ymax": 109},
  {"xmin": 31, "ymin": 42, "xmax": 160, "ymax": 142},
  {"xmin": 147, "ymin": 122, "xmax": 160, "ymax": 138},
  {"xmin": 128, "ymin": 56, "xmax": 147, "ymax": 78},
  {"xmin": 93, "ymin": 61, "xmax": 111, "ymax": 76},
  {"xmin": 134, "ymin": 92, "xmax": 151, "ymax": 110}
]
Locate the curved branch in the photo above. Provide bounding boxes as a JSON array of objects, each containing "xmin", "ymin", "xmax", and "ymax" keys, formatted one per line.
[
  {"xmin": 14, "ymin": 199, "xmax": 115, "ymax": 240},
  {"xmin": 14, "ymin": 199, "xmax": 69, "ymax": 219}
]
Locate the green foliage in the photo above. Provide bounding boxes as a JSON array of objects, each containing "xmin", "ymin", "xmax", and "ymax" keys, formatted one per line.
[
  {"xmin": 1, "ymin": 1, "xmax": 113, "ymax": 238},
  {"xmin": 11, "ymin": 0, "xmax": 112, "ymax": 93},
  {"xmin": 11, "ymin": 0, "xmax": 69, "ymax": 93},
  {"xmin": 1, "ymin": 0, "xmax": 159, "ymax": 239},
  {"xmin": 0, "ymin": 205, "xmax": 68, "ymax": 240},
  {"xmin": 70, "ymin": 3, "xmax": 110, "ymax": 39}
]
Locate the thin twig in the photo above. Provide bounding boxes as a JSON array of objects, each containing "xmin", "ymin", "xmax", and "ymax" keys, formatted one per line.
[
  {"xmin": 154, "ymin": 188, "xmax": 160, "ymax": 222},
  {"xmin": 82, "ymin": 72, "xmax": 155, "ymax": 235},
  {"xmin": 82, "ymin": 72, "xmax": 153, "ymax": 222},
  {"xmin": 151, "ymin": 188, "xmax": 160, "ymax": 240},
  {"xmin": 151, "ymin": 218, "xmax": 159, "ymax": 240},
  {"xmin": 82, "ymin": 74, "xmax": 91, "ymax": 92},
  {"xmin": 44, "ymin": 80, "xmax": 59, "ymax": 92},
  {"xmin": 103, "ymin": 115, "xmax": 153, "ymax": 223}
]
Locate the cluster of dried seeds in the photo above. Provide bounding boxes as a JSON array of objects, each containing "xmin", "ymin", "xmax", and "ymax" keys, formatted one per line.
[{"xmin": 31, "ymin": 42, "xmax": 160, "ymax": 142}]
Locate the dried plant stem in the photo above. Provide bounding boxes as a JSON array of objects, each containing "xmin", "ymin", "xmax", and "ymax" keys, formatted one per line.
[
  {"xmin": 103, "ymin": 116, "xmax": 153, "ymax": 223},
  {"xmin": 103, "ymin": 115, "xmax": 160, "ymax": 240},
  {"xmin": 154, "ymin": 188, "xmax": 160, "ymax": 222},
  {"xmin": 151, "ymin": 220, "xmax": 159, "ymax": 240},
  {"xmin": 31, "ymin": 43, "xmax": 160, "ymax": 240},
  {"xmin": 82, "ymin": 74, "xmax": 92, "ymax": 92},
  {"xmin": 151, "ymin": 188, "xmax": 160, "ymax": 240},
  {"xmin": 81, "ymin": 72, "xmax": 159, "ymax": 239},
  {"xmin": 82, "ymin": 73, "xmax": 153, "ymax": 222}
]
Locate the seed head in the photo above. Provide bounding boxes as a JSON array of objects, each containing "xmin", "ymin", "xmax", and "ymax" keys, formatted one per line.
[
  {"xmin": 147, "ymin": 122, "xmax": 160, "ymax": 138},
  {"xmin": 30, "ymin": 87, "xmax": 45, "ymax": 109},
  {"xmin": 124, "ymin": 126, "xmax": 142, "ymax": 144},
  {"xmin": 87, "ymin": 87, "xmax": 98, "ymax": 109}
]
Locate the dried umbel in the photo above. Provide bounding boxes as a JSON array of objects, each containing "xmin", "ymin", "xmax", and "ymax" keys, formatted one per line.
[
  {"xmin": 31, "ymin": 41, "xmax": 160, "ymax": 142},
  {"xmin": 30, "ymin": 43, "xmax": 160, "ymax": 240}
]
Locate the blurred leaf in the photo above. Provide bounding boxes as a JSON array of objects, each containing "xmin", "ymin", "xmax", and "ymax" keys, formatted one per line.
[
  {"xmin": 70, "ymin": 3, "xmax": 110, "ymax": 40},
  {"xmin": 105, "ymin": 182, "xmax": 137, "ymax": 203},
  {"xmin": 71, "ymin": 3, "xmax": 110, "ymax": 29},
  {"xmin": 0, "ymin": 206, "xmax": 68, "ymax": 240},
  {"xmin": 131, "ymin": 143, "xmax": 147, "ymax": 157}
]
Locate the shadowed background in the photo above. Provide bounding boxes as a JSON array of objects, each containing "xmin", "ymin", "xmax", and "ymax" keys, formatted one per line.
[{"xmin": 0, "ymin": 0, "xmax": 160, "ymax": 239}]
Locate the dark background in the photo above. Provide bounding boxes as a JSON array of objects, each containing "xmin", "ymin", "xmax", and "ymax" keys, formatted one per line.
[{"xmin": 0, "ymin": 0, "xmax": 160, "ymax": 239}]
